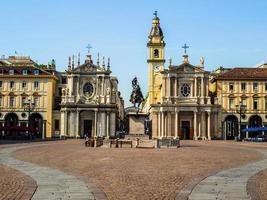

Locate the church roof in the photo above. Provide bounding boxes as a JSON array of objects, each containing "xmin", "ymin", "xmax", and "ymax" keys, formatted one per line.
[
  {"xmin": 149, "ymin": 25, "xmax": 163, "ymax": 38},
  {"xmin": 216, "ymin": 67, "xmax": 267, "ymax": 80},
  {"xmin": 149, "ymin": 12, "xmax": 164, "ymax": 38}
]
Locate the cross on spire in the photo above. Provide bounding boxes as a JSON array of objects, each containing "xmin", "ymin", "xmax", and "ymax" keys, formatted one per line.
[
  {"xmin": 182, "ymin": 43, "xmax": 189, "ymax": 54},
  {"xmin": 153, "ymin": 10, "xmax": 158, "ymax": 17},
  {"xmin": 86, "ymin": 44, "xmax": 92, "ymax": 54}
]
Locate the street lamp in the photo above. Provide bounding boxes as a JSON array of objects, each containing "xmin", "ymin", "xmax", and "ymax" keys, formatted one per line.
[
  {"xmin": 236, "ymin": 101, "xmax": 247, "ymax": 141},
  {"xmin": 23, "ymin": 98, "xmax": 35, "ymax": 139}
]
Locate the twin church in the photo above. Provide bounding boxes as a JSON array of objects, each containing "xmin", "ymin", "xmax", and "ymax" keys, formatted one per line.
[{"xmin": 1, "ymin": 12, "xmax": 267, "ymax": 140}]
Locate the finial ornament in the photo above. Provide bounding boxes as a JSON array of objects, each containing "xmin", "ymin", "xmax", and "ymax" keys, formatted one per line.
[
  {"xmin": 168, "ymin": 56, "xmax": 172, "ymax": 66},
  {"xmin": 72, "ymin": 55, "xmax": 75, "ymax": 69},
  {"xmin": 68, "ymin": 56, "xmax": 71, "ymax": 70},
  {"xmin": 107, "ymin": 57, "xmax": 110, "ymax": 70},
  {"xmin": 102, "ymin": 56, "xmax": 105, "ymax": 69},
  {"xmin": 78, "ymin": 52, "xmax": 80, "ymax": 66},
  {"xmin": 182, "ymin": 43, "xmax": 189, "ymax": 55},
  {"xmin": 153, "ymin": 10, "xmax": 158, "ymax": 17},
  {"xmin": 86, "ymin": 44, "xmax": 92, "ymax": 54},
  {"xmin": 97, "ymin": 53, "xmax": 100, "ymax": 66}
]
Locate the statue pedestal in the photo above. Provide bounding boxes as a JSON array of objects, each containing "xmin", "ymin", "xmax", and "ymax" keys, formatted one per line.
[{"xmin": 128, "ymin": 112, "xmax": 148, "ymax": 136}]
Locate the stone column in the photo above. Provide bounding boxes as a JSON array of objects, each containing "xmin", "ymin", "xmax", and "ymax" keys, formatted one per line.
[
  {"xmin": 94, "ymin": 110, "xmax": 98, "ymax": 137},
  {"xmin": 207, "ymin": 112, "xmax": 211, "ymax": 140},
  {"xmin": 194, "ymin": 111, "xmax": 197, "ymax": 140},
  {"xmin": 194, "ymin": 77, "xmax": 197, "ymax": 97},
  {"xmin": 60, "ymin": 111, "xmax": 65, "ymax": 138},
  {"xmin": 76, "ymin": 110, "xmax": 80, "ymax": 138},
  {"xmin": 106, "ymin": 113, "xmax": 110, "ymax": 138},
  {"xmin": 202, "ymin": 112, "xmax": 206, "ymax": 140},
  {"xmin": 158, "ymin": 112, "xmax": 161, "ymax": 138},
  {"xmin": 161, "ymin": 112, "xmax": 164, "ymax": 138},
  {"xmin": 167, "ymin": 112, "xmax": 172, "ymax": 137},
  {"xmin": 201, "ymin": 77, "xmax": 204, "ymax": 104},
  {"xmin": 168, "ymin": 76, "xmax": 171, "ymax": 97},
  {"xmin": 175, "ymin": 78, "xmax": 177, "ymax": 97},
  {"xmin": 164, "ymin": 112, "xmax": 167, "ymax": 137},
  {"xmin": 175, "ymin": 111, "xmax": 179, "ymax": 138}
]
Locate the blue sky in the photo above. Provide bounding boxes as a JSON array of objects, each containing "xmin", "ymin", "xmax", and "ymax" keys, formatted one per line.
[{"xmin": 1, "ymin": 0, "xmax": 267, "ymax": 106}]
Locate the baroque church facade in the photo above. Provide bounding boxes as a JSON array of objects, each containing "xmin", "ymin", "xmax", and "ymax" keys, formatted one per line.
[
  {"xmin": 144, "ymin": 13, "xmax": 220, "ymax": 140},
  {"xmin": 54, "ymin": 53, "xmax": 124, "ymax": 138}
]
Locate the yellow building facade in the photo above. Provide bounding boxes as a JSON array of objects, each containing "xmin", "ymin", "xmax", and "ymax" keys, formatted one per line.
[
  {"xmin": 0, "ymin": 56, "xmax": 57, "ymax": 139},
  {"xmin": 213, "ymin": 66, "xmax": 267, "ymax": 139}
]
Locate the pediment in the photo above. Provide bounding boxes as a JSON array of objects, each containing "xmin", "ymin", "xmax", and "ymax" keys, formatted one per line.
[
  {"xmin": 73, "ymin": 62, "xmax": 98, "ymax": 73},
  {"xmin": 171, "ymin": 63, "xmax": 203, "ymax": 73}
]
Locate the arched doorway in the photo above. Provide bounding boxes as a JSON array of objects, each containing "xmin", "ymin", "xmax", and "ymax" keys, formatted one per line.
[
  {"xmin": 29, "ymin": 113, "xmax": 43, "ymax": 138},
  {"xmin": 4, "ymin": 113, "xmax": 19, "ymax": 138},
  {"xmin": 249, "ymin": 115, "xmax": 262, "ymax": 138},
  {"xmin": 224, "ymin": 115, "xmax": 238, "ymax": 140}
]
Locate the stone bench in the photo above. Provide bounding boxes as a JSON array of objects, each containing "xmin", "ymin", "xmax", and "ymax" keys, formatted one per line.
[
  {"xmin": 85, "ymin": 137, "xmax": 104, "ymax": 147},
  {"xmin": 110, "ymin": 139, "xmax": 133, "ymax": 148}
]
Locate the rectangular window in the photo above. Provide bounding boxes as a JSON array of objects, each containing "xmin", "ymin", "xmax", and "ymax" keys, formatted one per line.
[
  {"xmin": 229, "ymin": 82, "xmax": 234, "ymax": 91},
  {"xmin": 21, "ymin": 97, "xmax": 26, "ymax": 107},
  {"xmin": 0, "ymin": 81, "xmax": 2, "ymax": 88},
  {"xmin": 265, "ymin": 99, "xmax": 267, "ymax": 110},
  {"xmin": 10, "ymin": 97, "xmax": 15, "ymax": 107},
  {"xmin": 22, "ymin": 81, "xmax": 27, "ymax": 88},
  {"xmin": 9, "ymin": 70, "xmax": 14, "ymax": 75},
  {"xmin": 241, "ymin": 83, "xmax": 246, "ymax": 91},
  {"xmin": 0, "ymin": 96, "xmax": 2, "ymax": 107},
  {"xmin": 241, "ymin": 99, "xmax": 246, "ymax": 106},
  {"xmin": 61, "ymin": 77, "xmax": 67, "ymax": 84},
  {"xmin": 34, "ymin": 70, "xmax": 39, "ymax": 75},
  {"xmin": 34, "ymin": 81, "xmax": 39, "ymax": 89},
  {"xmin": 34, "ymin": 97, "xmax": 38, "ymax": 107},
  {"xmin": 253, "ymin": 83, "xmax": 258, "ymax": 92},
  {"xmin": 22, "ymin": 69, "xmax": 27, "ymax": 75},
  {"xmin": 265, "ymin": 82, "xmax": 267, "ymax": 91},
  {"xmin": 229, "ymin": 98, "xmax": 234, "ymax": 110},
  {"xmin": 55, "ymin": 120, "xmax": 60, "ymax": 130},
  {"xmin": 10, "ymin": 81, "xmax": 14, "ymax": 88},
  {"xmin": 253, "ymin": 99, "xmax": 258, "ymax": 110},
  {"xmin": 58, "ymin": 87, "xmax": 62, "ymax": 96}
]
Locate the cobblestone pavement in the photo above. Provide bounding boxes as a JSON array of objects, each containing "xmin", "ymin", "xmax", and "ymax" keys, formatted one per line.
[
  {"xmin": 14, "ymin": 140, "xmax": 266, "ymax": 200},
  {"xmin": 0, "ymin": 164, "xmax": 36, "ymax": 200},
  {"xmin": 248, "ymin": 168, "xmax": 267, "ymax": 200},
  {"xmin": 188, "ymin": 148, "xmax": 267, "ymax": 200},
  {"xmin": 0, "ymin": 146, "xmax": 102, "ymax": 200}
]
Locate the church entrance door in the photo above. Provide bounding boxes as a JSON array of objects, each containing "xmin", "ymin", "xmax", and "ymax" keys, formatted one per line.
[
  {"xmin": 181, "ymin": 121, "xmax": 190, "ymax": 140},
  {"xmin": 84, "ymin": 120, "xmax": 92, "ymax": 138}
]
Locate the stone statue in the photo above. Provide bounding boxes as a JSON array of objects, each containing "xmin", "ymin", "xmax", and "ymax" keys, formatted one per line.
[
  {"xmin": 129, "ymin": 76, "xmax": 144, "ymax": 113},
  {"xmin": 200, "ymin": 57, "xmax": 205, "ymax": 66}
]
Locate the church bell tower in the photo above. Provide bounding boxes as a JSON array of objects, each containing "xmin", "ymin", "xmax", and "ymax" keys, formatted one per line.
[{"xmin": 147, "ymin": 11, "xmax": 165, "ymax": 105}]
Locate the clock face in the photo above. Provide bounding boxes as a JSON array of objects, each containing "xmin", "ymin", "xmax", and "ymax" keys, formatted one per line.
[
  {"xmin": 154, "ymin": 65, "xmax": 160, "ymax": 72},
  {"xmin": 181, "ymin": 83, "xmax": 191, "ymax": 97},
  {"xmin": 83, "ymin": 82, "xmax": 94, "ymax": 97}
]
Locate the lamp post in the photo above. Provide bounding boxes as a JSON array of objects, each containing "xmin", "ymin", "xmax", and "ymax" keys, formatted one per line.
[
  {"xmin": 23, "ymin": 98, "xmax": 35, "ymax": 139},
  {"xmin": 236, "ymin": 101, "xmax": 246, "ymax": 141}
]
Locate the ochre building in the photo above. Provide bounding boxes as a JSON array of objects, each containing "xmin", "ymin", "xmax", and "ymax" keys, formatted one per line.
[{"xmin": 0, "ymin": 56, "xmax": 57, "ymax": 138}]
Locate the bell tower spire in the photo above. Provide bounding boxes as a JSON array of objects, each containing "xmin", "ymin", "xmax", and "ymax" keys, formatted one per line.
[{"xmin": 147, "ymin": 11, "xmax": 165, "ymax": 105}]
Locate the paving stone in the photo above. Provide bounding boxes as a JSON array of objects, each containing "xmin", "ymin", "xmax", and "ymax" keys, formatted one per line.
[
  {"xmin": 0, "ymin": 146, "xmax": 98, "ymax": 200},
  {"xmin": 189, "ymin": 149, "xmax": 267, "ymax": 200}
]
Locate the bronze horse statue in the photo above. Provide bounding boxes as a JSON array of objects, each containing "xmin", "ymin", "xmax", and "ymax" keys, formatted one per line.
[{"xmin": 129, "ymin": 77, "xmax": 144, "ymax": 113}]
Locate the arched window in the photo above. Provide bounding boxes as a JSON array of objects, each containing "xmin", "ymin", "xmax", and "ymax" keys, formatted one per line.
[{"xmin": 154, "ymin": 49, "xmax": 159, "ymax": 58}]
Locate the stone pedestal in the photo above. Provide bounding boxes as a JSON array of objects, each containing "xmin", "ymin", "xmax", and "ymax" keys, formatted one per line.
[{"xmin": 128, "ymin": 112, "xmax": 147, "ymax": 136}]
